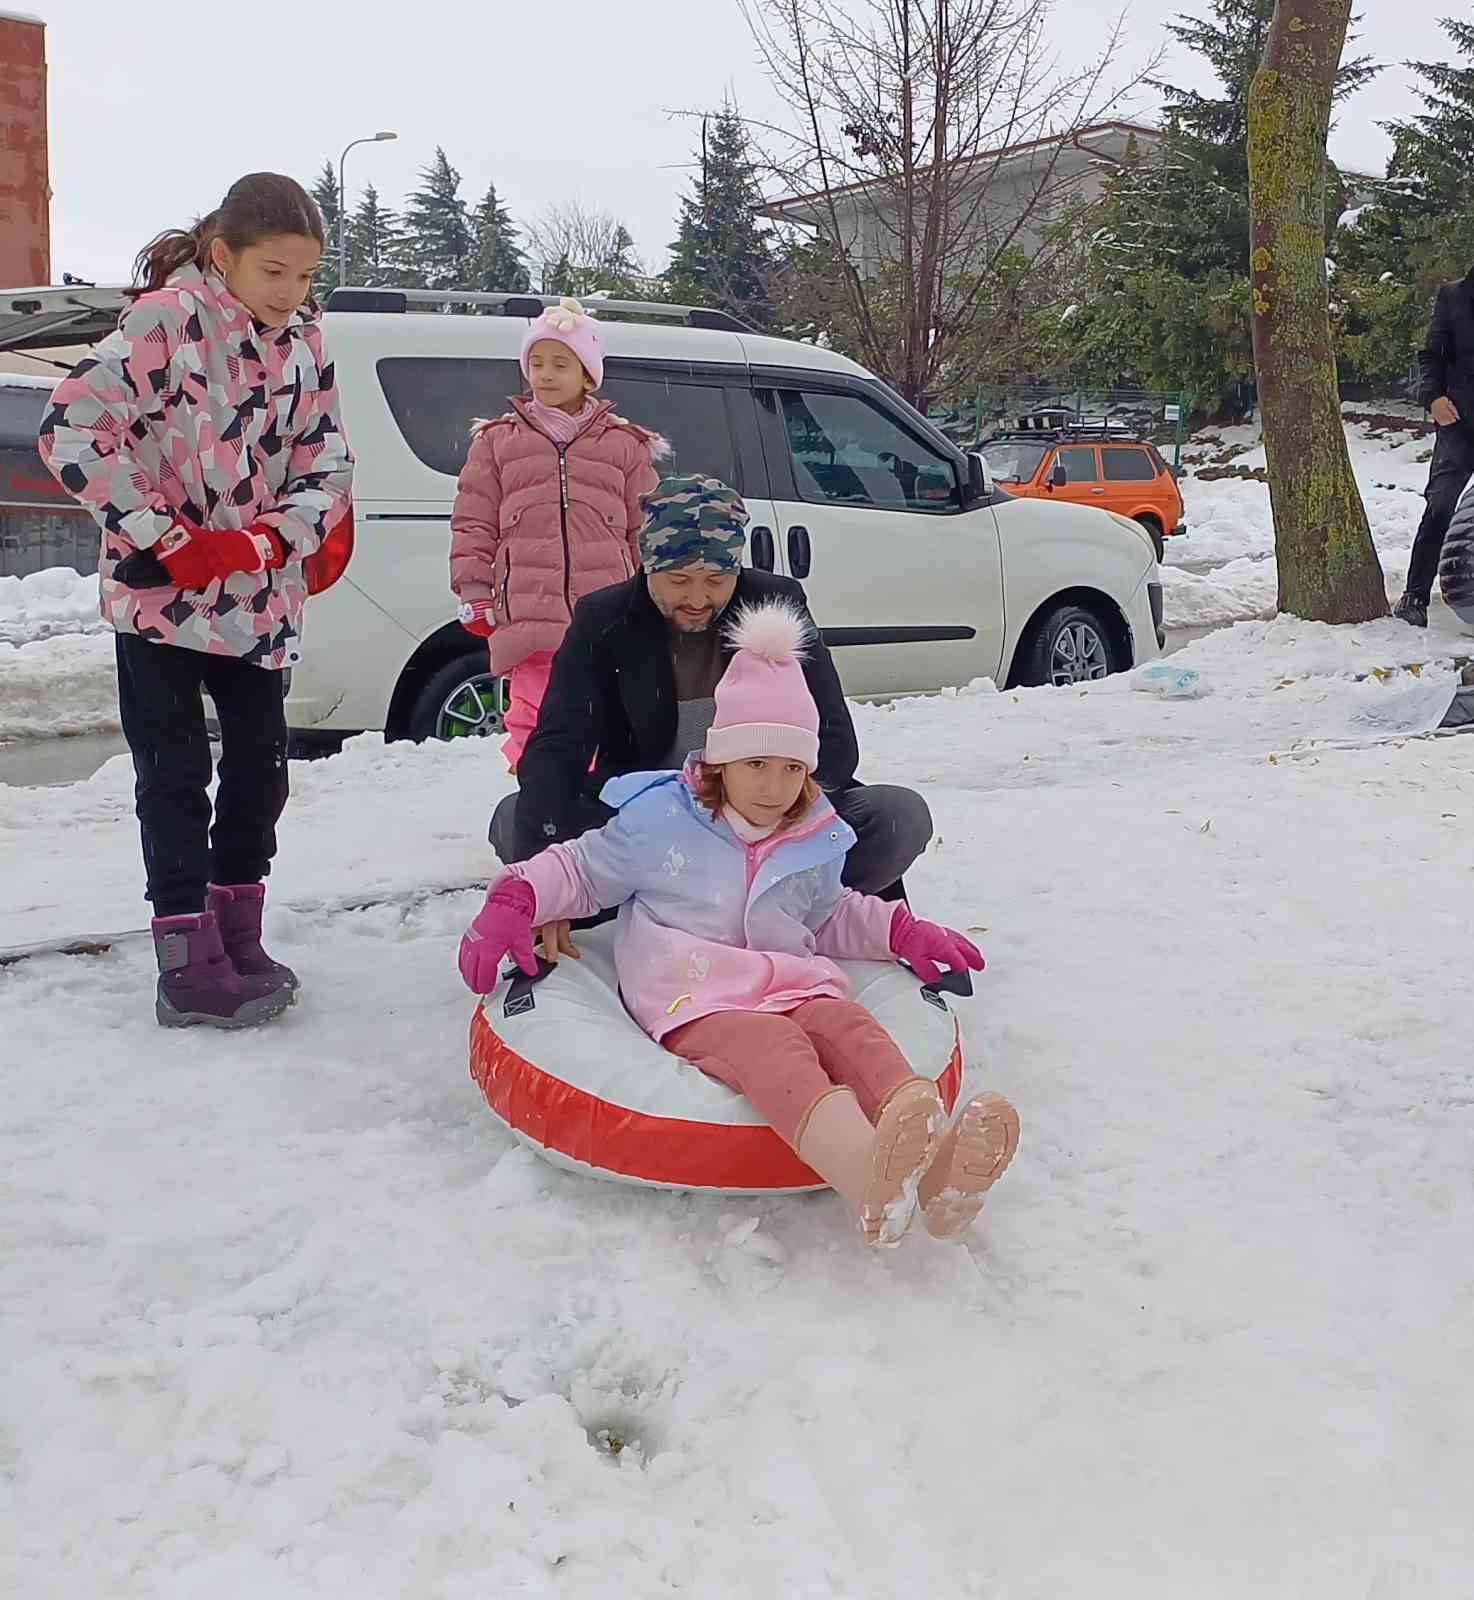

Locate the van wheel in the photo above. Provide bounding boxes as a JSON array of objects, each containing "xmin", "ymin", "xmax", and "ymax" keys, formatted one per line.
[
  {"xmin": 408, "ymin": 654, "xmax": 510, "ymax": 742},
  {"xmin": 1016, "ymin": 602, "xmax": 1119, "ymax": 688},
  {"xmin": 1136, "ymin": 515, "xmax": 1165, "ymax": 562}
]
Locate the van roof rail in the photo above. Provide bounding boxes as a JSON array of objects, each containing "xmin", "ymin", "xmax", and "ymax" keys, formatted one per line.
[{"xmin": 325, "ymin": 286, "xmax": 752, "ymax": 334}]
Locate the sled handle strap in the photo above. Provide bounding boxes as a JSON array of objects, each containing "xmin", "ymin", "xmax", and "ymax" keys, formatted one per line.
[
  {"xmin": 500, "ymin": 955, "xmax": 559, "ymax": 1018},
  {"xmin": 924, "ymin": 968, "xmax": 974, "ymax": 999}
]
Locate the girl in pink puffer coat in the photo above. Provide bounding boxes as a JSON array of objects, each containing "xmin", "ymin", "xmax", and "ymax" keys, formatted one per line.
[{"xmin": 449, "ymin": 298, "xmax": 665, "ymax": 768}]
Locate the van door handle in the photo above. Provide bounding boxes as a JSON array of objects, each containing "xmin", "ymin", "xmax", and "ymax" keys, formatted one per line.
[
  {"xmin": 750, "ymin": 526, "xmax": 775, "ymax": 571},
  {"xmin": 787, "ymin": 525, "xmax": 811, "ymax": 579},
  {"xmin": 1090, "ymin": 487, "xmax": 1106, "ymax": 495}
]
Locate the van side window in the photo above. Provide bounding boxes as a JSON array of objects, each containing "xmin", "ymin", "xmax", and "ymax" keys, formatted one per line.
[
  {"xmin": 1101, "ymin": 447, "xmax": 1157, "ymax": 482},
  {"xmin": 377, "ymin": 357, "xmax": 522, "ymax": 477},
  {"xmin": 1056, "ymin": 446, "xmax": 1100, "ymax": 484},
  {"xmin": 376, "ymin": 358, "xmax": 742, "ymax": 486},
  {"xmin": 778, "ymin": 390, "xmax": 959, "ymax": 512},
  {"xmin": 599, "ymin": 374, "xmax": 738, "ymax": 487}
]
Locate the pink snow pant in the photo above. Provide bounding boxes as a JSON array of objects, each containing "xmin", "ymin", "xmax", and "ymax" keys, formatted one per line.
[
  {"xmin": 664, "ymin": 1000, "xmax": 918, "ymax": 1146},
  {"xmin": 501, "ymin": 650, "xmax": 555, "ymax": 771}
]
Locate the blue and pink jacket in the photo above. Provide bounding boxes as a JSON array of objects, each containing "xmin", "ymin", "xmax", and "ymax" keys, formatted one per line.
[{"xmin": 502, "ymin": 762, "xmax": 898, "ymax": 1041}]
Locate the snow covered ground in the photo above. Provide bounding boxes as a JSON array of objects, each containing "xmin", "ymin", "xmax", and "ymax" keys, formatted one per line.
[
  {"xmin": 1159, "ymin": 405, "xmax": 1437, "ymax": 627},
  {"xmin": 0, "ymin": 566, "xmax": 103, "ymax": 646},
  {"xmin": 4, "ymin": 620, "xmax": 1474, "ymax": 1597},
  {"xmin": 0, "ymin": 409, "xmax": 1452, "ymax": 745}
]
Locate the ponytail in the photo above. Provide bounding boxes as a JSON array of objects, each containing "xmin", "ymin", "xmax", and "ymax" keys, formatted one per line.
[
  {"xmin": 129, "ymin": 175, "xmax": 324, "ymax": 299},
  {"xmin": 131, "ymin": 213, "xmax": 220, "ymax": 297}
]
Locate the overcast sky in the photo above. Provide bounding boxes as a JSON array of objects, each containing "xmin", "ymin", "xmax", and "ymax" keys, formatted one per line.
[{"xmin": 32, "ymin": 0, "xmax": 1452, "ymax": 285}]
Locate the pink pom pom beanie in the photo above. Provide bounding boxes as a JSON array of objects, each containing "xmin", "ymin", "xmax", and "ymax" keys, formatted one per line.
[
  {"xmin": 703, "ymin": 602, "xmax": 821, "ymax": 771},
  {"xmin": 519, "ymin": 297, "xmax": 605, "ymax": 390}
]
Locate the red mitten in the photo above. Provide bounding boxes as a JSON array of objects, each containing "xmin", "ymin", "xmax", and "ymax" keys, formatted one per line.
[
  {"xmin": 154, "ymin": 521, "xmax": 217, "ymax": 590},
  {"xmin": 889, "ymin": 904, "xmax": 985, "ymax": 986},
  {"xmin": 156, "ymin": 522, "xmax": 286, "ymax": 590},
  {"xmin": 458, "ymin": 878, "xmax": 539, "ymax": 992},
  {"xmin": 458, "ymin": 599, "xmax": 496, "ymax": 638}
]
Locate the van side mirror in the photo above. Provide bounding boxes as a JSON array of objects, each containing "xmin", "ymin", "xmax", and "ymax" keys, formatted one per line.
[
  {"xmin": 1049, "ymin": 459, "xmax": 1068, "ymax": 490},
  {"xmin": 966, "ymin": 452, "xmax": 993, "ymax": 503}
]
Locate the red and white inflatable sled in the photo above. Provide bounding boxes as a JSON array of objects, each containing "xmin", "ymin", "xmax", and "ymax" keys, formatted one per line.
[{"xmin": 469, "ymin": 924, "xmax": 967, "ymax": 1193}]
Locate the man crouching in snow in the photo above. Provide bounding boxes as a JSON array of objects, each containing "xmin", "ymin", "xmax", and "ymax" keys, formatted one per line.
[{"xmin": 487, "ymin": 474, "xmax": 934, "ymax": 959}]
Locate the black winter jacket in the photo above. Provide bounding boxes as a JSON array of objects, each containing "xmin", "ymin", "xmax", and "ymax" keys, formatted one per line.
[
  {"xmin": 1417, "ymin": 269, "xmax": 1474, "ymax": 419},
  {"xmin": 512, "ymin": 570, "xmax": 861, "ymax": 859}
]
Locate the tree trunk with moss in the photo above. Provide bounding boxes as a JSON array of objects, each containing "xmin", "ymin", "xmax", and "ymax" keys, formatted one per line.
[{"xmin": 1247, "ymin": 0, "xmax": 1387, "ymax": 622}]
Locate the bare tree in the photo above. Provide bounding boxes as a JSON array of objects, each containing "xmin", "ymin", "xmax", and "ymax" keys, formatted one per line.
[
  {"xmin": 737, "ymin": 0, "xmax": 1157, "ymax": 406},
  {"xmin": 1248, "ymin": 0, "xmax": 1386, "ymax": 622},
  {"xmin": 525, "ymin": 201, "xmax": 647, "ymax": 296}
]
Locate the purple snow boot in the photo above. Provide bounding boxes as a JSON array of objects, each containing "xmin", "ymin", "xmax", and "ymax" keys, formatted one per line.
[
  {"xmin": 206, "ymin": 882, "xmax": 299, "ymax": 997},
  {"xmin": 152, "ymin": 912, "xmax": 293, "ymax": 1030}
]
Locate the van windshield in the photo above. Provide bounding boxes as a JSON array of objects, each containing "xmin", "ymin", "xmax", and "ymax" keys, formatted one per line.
[{"xmin": 980, "ymin": 441, "xmax": 1048, "ymax": 482}]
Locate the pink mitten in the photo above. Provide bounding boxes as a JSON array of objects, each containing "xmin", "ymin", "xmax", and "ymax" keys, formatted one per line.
[
  {"xmin": 458, "ymin": 878, "xmax": 538, "ymax": 993},
  {"xmin": 889, "ymin": 904, "xmax": 984, "ymax": 986}
]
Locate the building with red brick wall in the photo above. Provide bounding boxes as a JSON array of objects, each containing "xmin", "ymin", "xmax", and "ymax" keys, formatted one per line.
[{"xmin": 0, "ymin": 11, "xmax": 50, "ymax": 288}]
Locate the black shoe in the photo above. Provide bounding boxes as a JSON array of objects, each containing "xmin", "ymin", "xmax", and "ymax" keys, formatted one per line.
[{"xmin": 1393, "ymin": 594, "xmax": 1428, "ymax": 628}]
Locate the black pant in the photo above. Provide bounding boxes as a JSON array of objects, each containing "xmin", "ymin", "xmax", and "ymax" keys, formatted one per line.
[
  {"xmin": 488, "ymin": 782, "xmax": 932, "ymax": 898},
  {"xmin": 1407, "ymin": 422, "xmax": 1474, "ymax": 603},
  {"xmin": 115, "ymin": 635, "xmax": 289, "ymax": 917}
]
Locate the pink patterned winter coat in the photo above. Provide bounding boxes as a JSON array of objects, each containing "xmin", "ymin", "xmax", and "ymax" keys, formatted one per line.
[
  {"xmin": 449, "ymin": 397, "xmax": 663, "ymax": 674},
  {"xmin": 38, "ymin": 265, "xmax": 353, "ymax": 670}
]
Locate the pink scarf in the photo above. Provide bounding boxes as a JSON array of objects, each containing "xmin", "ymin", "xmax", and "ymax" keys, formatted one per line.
[{"xmin": 526, "ymin": 396, "xmax": 599, "ymax": 446}]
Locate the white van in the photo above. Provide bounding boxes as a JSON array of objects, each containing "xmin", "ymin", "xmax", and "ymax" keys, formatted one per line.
[
  {"xmin": 1, "ymin": 286, "xmax": 1163, "ymax": 745},
  {"xmin": 293, "ymin": 289, "xmax": 1161, "ymax": 745}
]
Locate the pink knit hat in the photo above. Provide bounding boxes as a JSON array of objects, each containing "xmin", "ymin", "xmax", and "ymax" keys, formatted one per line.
[
  {"xmin": 519, "ymin": 297, "xmax": 605, "ymax": 390},
  {"xmin": 704, "ymin": 602, "xmax": 820, "ymax": 770}
]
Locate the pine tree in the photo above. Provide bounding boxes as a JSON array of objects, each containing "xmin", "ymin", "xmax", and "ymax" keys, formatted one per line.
[
  {"xmin": 1157, "ymin": 0, "xmax": 1378, "ymax": 155},
  {"xmin": 1147, "ymin": 0, "xmax": 1378, "ymax": 279},
  {"xmin": 309, "ymin": 162, "xmax": 344, "ymax": 302},
  {"xmin": 1383, "ymin": 14, "xmax": 1474, "ymax": 219},
  {"xmin": 395, "ymin": 147, "xmax": 473, "ymax": 290},
  {"xmin": 470, "ymin": 181, "xmax": 530, "ymax": 293},
  {"xmin": 667, "ymin": 105, "xmax": 775, "ymax": 328},
  {"xmin": 347, "ymin": 184, "xmax": 400, "ymax": 286}
]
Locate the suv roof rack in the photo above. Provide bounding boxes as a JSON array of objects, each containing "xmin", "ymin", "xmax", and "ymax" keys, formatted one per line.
[
  {"xmin": 990, "ymin": 412, "xmax": 1147, "ymax": 445},
  {"xmin": 325, "ymin": 286, "xmax": 752, "ymax": 334}
]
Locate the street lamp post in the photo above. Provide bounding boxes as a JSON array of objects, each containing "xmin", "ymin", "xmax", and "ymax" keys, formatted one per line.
[{"xmin": 337, "ymin": 131, "xmax": 398, "ymax": 292}]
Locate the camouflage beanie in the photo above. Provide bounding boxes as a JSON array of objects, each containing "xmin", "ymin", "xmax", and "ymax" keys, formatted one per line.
[{"xmin": 638, "ymin": 475, "xmax": 749, "ymax": 573}]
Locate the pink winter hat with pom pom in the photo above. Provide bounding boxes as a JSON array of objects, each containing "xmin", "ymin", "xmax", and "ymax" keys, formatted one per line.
[
  {"xmin": 519, "ymin": 296, "xmax": 605, "ymax": 389},
  {"xmin": 704, "ymin": 602, "xmax": 820, "ymax": 771}
]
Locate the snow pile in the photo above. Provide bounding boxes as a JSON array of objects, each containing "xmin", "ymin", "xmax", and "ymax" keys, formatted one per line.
[
  {"xmin": 853, "ymin": 615, "xmax": 1463, "ymax": 795},
  {"xmin": 0, "ymin": 567, "xmax": 103, "ymax": 646},
  {"xmin": 1164, "ymin": 411, "xmax": 1436, "ymax": 628},
  {"xmin": 4, "ymin": 615, "xmax": 1474, "ymax": 1594},
  {"xmin": 0, "ymin": 633, "xmax": 119, "ymax": 742}
]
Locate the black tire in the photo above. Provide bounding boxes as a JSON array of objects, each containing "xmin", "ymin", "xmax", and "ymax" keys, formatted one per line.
[
  {"xmin": 1015, "ymin": 602, "xmax": 1121, "ymax": 688},
  {"xmin": 407, "ymin": 653, "xmax": 510, "ymax": 742},
  {"xmin": 1136, "ymin": 515, "xmax": 1165, "ymax": 563}
]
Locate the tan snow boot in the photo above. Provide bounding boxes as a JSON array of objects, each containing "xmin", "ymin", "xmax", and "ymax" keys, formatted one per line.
[
  {"xmin": 918, "ymin": 1092, "xmax": 1020, "ymax": 1241},
  {"xmin": 797, "ymin": 1080, "xmax": 944, "ymax": 1246}
]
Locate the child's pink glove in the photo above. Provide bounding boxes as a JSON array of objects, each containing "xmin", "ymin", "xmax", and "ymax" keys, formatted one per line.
[
  {"xmin": 458, "ymin": 599, "xmax": 496, "ymax": 638},
  {"xmin": 458, "ymin": 878, "xmax": 538, "ymax": 993},
  {"xmin": 889, "ymin": 904, "xmax": 984, "ymax": 986}
]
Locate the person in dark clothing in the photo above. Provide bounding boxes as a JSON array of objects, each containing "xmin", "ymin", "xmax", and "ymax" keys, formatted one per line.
[
  {"xmin": 489, "ymin": 476, "xmax": 933, "ymax": 958},
  {"xmin": 1395, "ymin": 267, "xmax": 1474, "ymax": 627}
]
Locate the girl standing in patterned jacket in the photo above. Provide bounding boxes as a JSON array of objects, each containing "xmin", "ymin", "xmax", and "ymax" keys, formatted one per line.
[
  {"xmin": 38, "ymin": 173, "xmax": 353, "ymax": 1030},
  {"xmin": 449, "ymin": 297, "xmax": 665, "ymax": 772}
]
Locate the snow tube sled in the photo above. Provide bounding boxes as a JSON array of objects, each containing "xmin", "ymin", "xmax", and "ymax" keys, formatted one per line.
[
  {"xmin": 469, "ymin": 924, "xmax": 967, "ymax": 1193},
  {"xmin": 1439, "ymin": 484, "xmax": 1474, "ymax": 626}
]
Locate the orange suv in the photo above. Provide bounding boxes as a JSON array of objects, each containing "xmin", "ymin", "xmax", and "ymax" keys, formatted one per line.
[{"xmin": 978, "ymin": 417, "xmax": 1185, "ymax": 560}]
